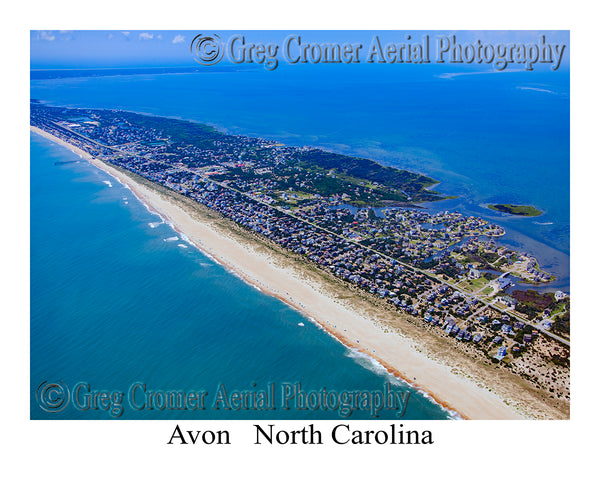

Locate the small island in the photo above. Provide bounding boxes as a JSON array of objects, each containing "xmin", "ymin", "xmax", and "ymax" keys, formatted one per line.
[{"xmin": 488, "ymin": 204, "xmax": 542, "ymax": 217}]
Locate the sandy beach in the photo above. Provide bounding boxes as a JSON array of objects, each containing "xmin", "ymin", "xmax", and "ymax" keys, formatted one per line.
[{"xmin": 31, "ymin": 126, "xmax": 570, "ymax": 420}]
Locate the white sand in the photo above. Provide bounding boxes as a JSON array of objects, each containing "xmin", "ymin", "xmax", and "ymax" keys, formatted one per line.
[{"xmin": 31, "ymin": 126, "xmax": 530, "ymax": 419}]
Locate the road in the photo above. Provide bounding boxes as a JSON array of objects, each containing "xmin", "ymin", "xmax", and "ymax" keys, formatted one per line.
[{"xmin": 47, "ymin": 125, "xmax": 571, "ymax": 348}]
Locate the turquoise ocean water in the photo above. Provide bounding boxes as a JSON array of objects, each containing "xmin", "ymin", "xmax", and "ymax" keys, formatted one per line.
[
  {"xmin": 30, "ymin": 133, "xmax": 452, "ymax": 420},
  {"xmin": 30, "ymin": 63, "xmax": 569, "ymax": 419}
]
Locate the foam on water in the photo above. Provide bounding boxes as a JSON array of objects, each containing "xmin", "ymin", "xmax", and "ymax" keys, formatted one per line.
[
  {"xmin": 345, "ymin": 348, "xmax": 404, "ymax": 386},
  {"xmin": 30, "ymin": 112, "xmax": 474, "ymax": 420},
  {"xmin": 178, "ymin": 232, "xmax": 195, "ymax": 247},
  {"xmin": 344, "ymin": 348, "xmax": 460, "ymax": 419}
]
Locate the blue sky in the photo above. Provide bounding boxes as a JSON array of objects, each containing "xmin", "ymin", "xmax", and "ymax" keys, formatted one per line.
[{"xmin": 30, "ymin": 30, "xmax": 570, "ymax": 70}]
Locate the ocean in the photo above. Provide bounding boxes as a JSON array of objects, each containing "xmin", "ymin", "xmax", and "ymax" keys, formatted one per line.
[
  {"xmin": 30, "ymin": 62, "xmax": 569, "ymax": 420},
  {"xmin": 30, "ymin": 63, "xmax": 570, "ymax": 285},
  {"xmin": 30, "ymin": 133, "xmax": 452, "ymax": 420}
]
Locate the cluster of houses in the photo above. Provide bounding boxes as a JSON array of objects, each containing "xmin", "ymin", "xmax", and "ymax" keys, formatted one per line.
[
  {"xmin": 288, "ymin": 205, "xmax": 505, "ymax": 266},
  {"xmin": 31, "ymin": 103, "xmax": 570, "ymax": 364},
  {"xmin": 524, "ymin": 258, "xmax": 553, "ymax": 282}
]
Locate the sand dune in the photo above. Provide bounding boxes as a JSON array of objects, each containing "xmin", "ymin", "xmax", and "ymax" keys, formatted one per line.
[{"xmin": 32, "ymin": 126, "xmax": 570, "ymax": 419}]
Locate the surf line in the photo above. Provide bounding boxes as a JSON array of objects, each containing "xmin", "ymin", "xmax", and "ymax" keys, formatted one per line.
[{"xmin": 34, "ymin": 127, "xmax": 466, "ymax": 420}]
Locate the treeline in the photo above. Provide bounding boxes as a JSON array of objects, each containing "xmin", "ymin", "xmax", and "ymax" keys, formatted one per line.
[
  {"xmin": 293, "ymin": 149, "xmax": 441, "ymax": 199},
  {"xmin": 118, "ymin": 111, "xmax": 222, "ymax": 149}
]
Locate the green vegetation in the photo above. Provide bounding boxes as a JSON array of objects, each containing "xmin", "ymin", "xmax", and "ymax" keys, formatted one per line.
[
  {"xmin": 119, "ymin": 111, "xmax": 221, "ymax": 149},
  {"xmin": 461, "ymin": 276, "xmax": 489, "ymax": 292},
  {"xmin": 512, "ymin": 289, "xmax": 563, "ymax": 319},
  {"xmin": 270, "ymin": 162, "xmax": 434, "ymax": 207},
  {"xmin": 293, "ymin": 149, "xmax": 444, "ymax": 202},
  {"xmin": 118, "ymin": 110, "xmax": 446, "ymax": 204},
  {"xmin": 488, "ymin": 204, "xmax": 542, "ymax": 217},
  {"xmin": 552, "ymin": 311, "xmax": 570, "ymax": 339}
]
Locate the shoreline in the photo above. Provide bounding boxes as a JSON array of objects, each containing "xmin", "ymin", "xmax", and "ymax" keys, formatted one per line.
[
  {"xmin": 429, "ymin": 199, "xmax": 569, "ymax": 282},
  {"xmin": 31, "ymin": 102, "xmax": 570, "ymax": 273},
  {"xmin": 31, "ymin": 126, "xmax": 569, "ymax": 420}
]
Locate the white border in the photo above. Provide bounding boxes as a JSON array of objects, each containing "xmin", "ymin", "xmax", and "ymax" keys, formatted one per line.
[{"xmin": 4, "ymin": 0, "xmax": 597, "ymax": 477}]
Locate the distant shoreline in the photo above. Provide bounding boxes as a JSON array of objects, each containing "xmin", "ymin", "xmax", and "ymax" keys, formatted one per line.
[{"xmin": 30, "ymin": 126, "xmax": 569, "ymax": 420}]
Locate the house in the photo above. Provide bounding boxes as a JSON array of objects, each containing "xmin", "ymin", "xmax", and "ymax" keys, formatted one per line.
[
  {"xmin": 540, "ymin": 320, "xmax": 552, "ymax": 330},
  {"xmin": 500, "ymin": 296, "xmax": 518, "ymax": 308},
  {"xmin": 494, "ymin": 346, "xmax": 507, "ymax": 360},
  {"xmin": 501, "ymin": 324, "xmax": 512, "ymax": 334},
  {"xmin": 555, "ymin": 290, "xmax": 569, "ymax": 301},
  {"xmin": 444, "ymin": 317, "xmax": 456, "ymax": 328},
  {"xmin": 468, "ymin": 268, "xmax": 481, "ymax": 279}
]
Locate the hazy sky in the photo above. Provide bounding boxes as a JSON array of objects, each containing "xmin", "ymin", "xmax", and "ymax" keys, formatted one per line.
[{"xmin": 30, "ymin": 30, "xmax": 570, "ymax": 71}]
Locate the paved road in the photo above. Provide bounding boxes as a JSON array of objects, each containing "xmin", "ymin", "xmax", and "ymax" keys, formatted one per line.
[
  {"xmin": 208, "ymin": 178, "xmax": 571, "ymax": 347},
  {"xmin": 53, "ymin": 127, "xmax": 570, "ymax": 348}
]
